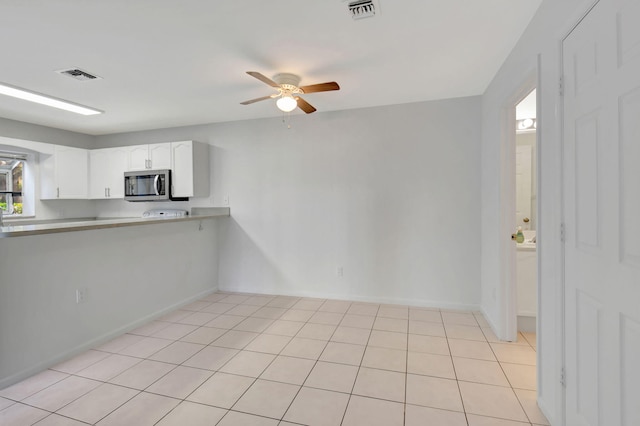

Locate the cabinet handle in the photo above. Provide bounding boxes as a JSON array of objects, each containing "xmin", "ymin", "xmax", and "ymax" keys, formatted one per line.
[
  {"xmin": 108, "ymin": 188, "xmax": 111, "ymax": 197},
  {"xmin": 105, "ymin": 188, "xmax": 107, "ymax": 198},
  {"xmin": 57, "ymin": 187, "xmax": 60, "ymax": 198}
]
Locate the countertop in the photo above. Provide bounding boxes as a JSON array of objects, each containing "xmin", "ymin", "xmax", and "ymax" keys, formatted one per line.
[
  {"xmin": 516, "ymin": 242, "xmax": 537, "ymax": 251},
  {"xmin": 0, "ymin": 207, "xmax": 230, "ymax": 238}
]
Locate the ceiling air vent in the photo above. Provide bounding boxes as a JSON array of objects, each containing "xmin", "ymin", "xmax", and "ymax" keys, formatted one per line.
[
  {"xmin": 348, "ymin": 0, "xmax": 377, "ymax": 20},
  {"xmin": 56, "ymin": 68, "xmax": 102, "ymax": 81}
]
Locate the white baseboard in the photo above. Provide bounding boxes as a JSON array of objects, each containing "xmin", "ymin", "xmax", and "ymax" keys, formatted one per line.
[
  {"xmin": 217, "ymin": 285, "xmax": 480, "ymax": 312},
  {"xmin": 480, "ymin": 305, "xmax": 506, "ymax": 341},
  {"xmin": 537, "ymin": 394, "xmax": 557, "ymax": 426},
  {"xmin": 0, "ymin": 287, "xmax": 217, "ymax": 390},
  {"xmin": 517, "ymin": 315, "xmax": 537, "ymax": 333}
]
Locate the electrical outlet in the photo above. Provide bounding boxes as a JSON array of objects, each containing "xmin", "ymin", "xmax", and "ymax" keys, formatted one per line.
[
  {"xmin": 337, "ymin": 266, "xmax": 344, "ymax": 277},
  {"xmin": 76, "ymin": 288, "xmax": 87, "ymax": 304}
]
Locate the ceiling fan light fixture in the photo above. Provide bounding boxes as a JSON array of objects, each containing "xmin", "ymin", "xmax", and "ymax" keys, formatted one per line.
[{"xmin": 276, "ymin": 95, "xmax": 297, "ymax": 112}]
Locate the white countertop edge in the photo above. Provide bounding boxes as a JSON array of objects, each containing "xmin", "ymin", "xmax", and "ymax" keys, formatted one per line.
[
  {"xmin": 516, "ymin": 242, "xmax": 537, "ymax": 251},
  {"xmin": 0, "ymin": 207, "xmax": 230, "ymax": 238}
]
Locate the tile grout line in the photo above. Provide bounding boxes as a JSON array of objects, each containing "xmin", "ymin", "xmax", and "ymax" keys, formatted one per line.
[
  {"xmin": 338, "ymin": 302, "xmax": 379, "ymax": 426},
  {"xmin": 219, "ymin": 295, "xmax": 333, "ymax": 424},
  {"xmin": 280, "ymin": 299, "xmax": 352, "ymax": 425},
  {"xmin": 202, "ymin": 293, "xmax": 305, "ymax": 426},
  {"xmin": 185, "ymin": 294, "xmax": 290, "ymax": 425},
  {"xmin": 98, "ymin": 293, "xmax": 277, "ymax": 426},
  {"xmin": 403, "ymin": 308, "xmax": 410, "ymax": 426},
  {"xmin": 484, "ymin": 325, "xmax": 536, "ymax": 425},
  {"xmin": 441, "ymin": 309, "xmax": 471, "ymax": 426}
]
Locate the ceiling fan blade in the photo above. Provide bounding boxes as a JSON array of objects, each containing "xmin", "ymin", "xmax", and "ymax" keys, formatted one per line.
[
  {"xmin": 246, "ymin": 71, "xmax": 280, "ymax": 88},
  {"xmin": 295, "ymin": 97, "xmax": 317, "ymax": 114},
  {"xmin": 299, "ymin": 82, "xmax": 340, "ymax": 94},
  {"xmin": 240, "ymin": 94, "xmax": 277, "ymax": 105}
]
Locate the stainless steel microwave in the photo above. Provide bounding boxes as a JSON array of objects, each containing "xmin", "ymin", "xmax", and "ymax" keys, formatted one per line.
[{"xmin": 124, "ymin": 169, "xmax": 171, "ymax": 201}]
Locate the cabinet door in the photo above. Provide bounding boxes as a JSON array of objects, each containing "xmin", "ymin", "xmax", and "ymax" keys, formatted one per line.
[
  {"xmin": 171, "ymin": 141, "xmax": 193, "ymax": 197},
  {"xmin": 39, "ymin": 152, "xmax": 57, "ymax": 200},
  {"xmin": 127, "ymin": 145, "xmax": 150, "ymax": 170},
  {"xmin": 149, "ymin": 143, "xmax": 171, "ymax": 170},
  {"xmin": 89, "ymin": 149, "xmax": 109, "ymax": 199},
  {"xmin": 56, "ymin": 146, "xmax": 88, "ymax": 199},
  {"xmin": 107, "ymin": 147, "xmax": 128, "ymax": 198}
]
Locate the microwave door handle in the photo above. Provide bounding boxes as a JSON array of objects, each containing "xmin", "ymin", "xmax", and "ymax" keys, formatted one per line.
[{"xmin": 154, "ymin": 175, "xmax": 160, "ymax": 196}]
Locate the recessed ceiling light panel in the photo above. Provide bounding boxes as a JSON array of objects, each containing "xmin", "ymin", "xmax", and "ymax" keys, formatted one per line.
[{"xmin": 0, "ymin": 82, "xmax": 103, "ymax": 115}]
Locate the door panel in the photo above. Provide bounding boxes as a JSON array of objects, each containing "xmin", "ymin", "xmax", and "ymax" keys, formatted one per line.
[
  {"xmin": 575, "ymin": 290, "xmax": 601, "ymax": 423},
  {"xmin": 563, "ymin": 0, "xmax": 640, "ymax": 425},
  {"xmin": 621, "ymin": 314, "xmax": 640, "ymax": 425},
  {"xmin": 616, "ymin": 1, "xmax": 640, "ymax": 67},
  {"xmin": 574, "ymin": 111, "xmax": 601, "ymax": 249},
  {"xmin": 618, "ymin": 88, "xmax": 640, "ymax": 266}
]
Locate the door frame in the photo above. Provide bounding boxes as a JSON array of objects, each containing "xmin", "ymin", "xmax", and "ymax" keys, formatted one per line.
[{"xmin": 499, "ymin": 69, "xmax": 538, "ymax": 343}]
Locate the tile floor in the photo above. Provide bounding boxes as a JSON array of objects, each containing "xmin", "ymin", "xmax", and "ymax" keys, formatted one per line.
[{"xmin": 0, "ymin": 292, "xmax": 549, "ymax": 426}]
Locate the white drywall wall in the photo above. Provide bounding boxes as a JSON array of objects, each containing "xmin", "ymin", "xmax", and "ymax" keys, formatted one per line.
[
  {"xmin": 0, "ymin": 219, "xmax": 220, "ymax": 388},
  {"xmin": 0, "ymin": 117, "xmax": 95, "ymax": 149},
  {"xmin": 97, "ymin": 97, "xmax": 483, "ymax": 309}
]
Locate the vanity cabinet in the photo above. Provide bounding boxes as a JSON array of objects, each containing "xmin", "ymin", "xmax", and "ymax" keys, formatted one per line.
[
  {"xmin": 127, "ymin": 143, "xmax": 171, "ymax": 171},
  {"xmin": 170, "ymin": 140, "xmax": 209, "ymax": 198},
  {"xmin": 89, "ymin": 147, "xmax": 128, "ymax": 199},
  {"xmin": 40, "ymin": 145, "xmax": 89, "ymax": 199}
]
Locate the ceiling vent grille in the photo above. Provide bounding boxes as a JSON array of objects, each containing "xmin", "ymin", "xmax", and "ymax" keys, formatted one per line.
[
  {"xmin": 56, "ymin": 68, "xmax": 102, "ymax": 81},
  {"xmin": 348, "ymin": 0, "xmax": 377, "ymax": 20}
]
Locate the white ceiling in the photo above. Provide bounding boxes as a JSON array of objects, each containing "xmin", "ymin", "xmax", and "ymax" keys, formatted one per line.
[
  {"xmin": 0, "ymin": 0, "xmax": 542, "ymax": 136},
  {"xmin": 516, "ymin": 89, "xmax": 537, "ymax": 119}
]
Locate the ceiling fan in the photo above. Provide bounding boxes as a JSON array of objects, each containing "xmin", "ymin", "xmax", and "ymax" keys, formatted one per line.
[{"xmin": 240, "ymin": 71, "xmax": 340, "ymax": 114}]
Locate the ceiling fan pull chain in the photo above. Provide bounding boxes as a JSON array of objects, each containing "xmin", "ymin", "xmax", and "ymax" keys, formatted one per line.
[{"xmin": 282, "ymin": 111, "xmax": 292, "ymax": 129}]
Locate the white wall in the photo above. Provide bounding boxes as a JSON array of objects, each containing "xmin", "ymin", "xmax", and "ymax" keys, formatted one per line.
[
  {"xmin": 0, "ymin": 218, "xmax": 221, "ymax": 388},
  {"xmin": 97, "ymin": 97, "xmax": 482, "ymax": 308},
  {"xmin": 0, "ymin": 117, "xmax": 95, "ymax": 149},
  {"xmin": 480, "ymin": 0, "xmax": 598, "ymax": 424}
]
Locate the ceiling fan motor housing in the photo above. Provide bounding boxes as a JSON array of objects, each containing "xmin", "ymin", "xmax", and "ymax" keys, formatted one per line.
[{"xmin": 273, "ymin": 73, "xmax": 301, "ymax": 88}]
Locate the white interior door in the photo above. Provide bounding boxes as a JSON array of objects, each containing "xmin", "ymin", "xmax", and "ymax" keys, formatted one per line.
[{"xmin": 563, "ymin": 0, "xmax": 640, "ymax": 424}]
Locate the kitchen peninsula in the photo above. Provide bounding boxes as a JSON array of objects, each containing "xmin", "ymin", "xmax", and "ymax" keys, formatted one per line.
[{"xmin": 0, "ymin": 207, "xmax": 229, "ymax": 238}]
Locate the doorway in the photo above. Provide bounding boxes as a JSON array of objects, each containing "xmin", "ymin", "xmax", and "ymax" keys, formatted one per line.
[
  {"xmin": 499, "ymin": 71, "xmax": 538, "ymax": 344},
  {"xmin": 514, "ymin": 89, "xmax": 538, "ymax": 338}
]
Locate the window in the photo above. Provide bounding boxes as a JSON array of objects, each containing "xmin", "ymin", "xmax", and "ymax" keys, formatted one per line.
[{"xmin": 0, "ymin": 153, "xmax": 25, "ymax": 216}]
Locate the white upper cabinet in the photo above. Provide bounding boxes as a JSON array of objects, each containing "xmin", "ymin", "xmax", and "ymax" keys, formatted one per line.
[
  {"xmin": 40, "ymin": 145, "xmax": 89, "ymax": 199},
  {"xmin": 127, "ymin": 143, "xmax": 171, "ymax": 171},
  {"xmin": 149, "ymin": 143, "xmax": 171, "ymax": 170},
  {"xmin": 170, "ymin": 141, "xmax": 209, "ymax": 198},
  {"xmin": 89, "ymin": 147, "xmax": 128, "ymax": 199},
  {"xmin": 127, "ymin": 145, "xmax": 149, "ymax": 171},
  {"xmin": 38, "ymin": 141, "xmax": 208, "ymax": 202}
]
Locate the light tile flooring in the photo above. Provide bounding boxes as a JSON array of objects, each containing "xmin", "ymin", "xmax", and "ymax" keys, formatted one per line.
[{"xmin": 0, "ymin": 292, "xmax": 549, "ymax": 426}]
